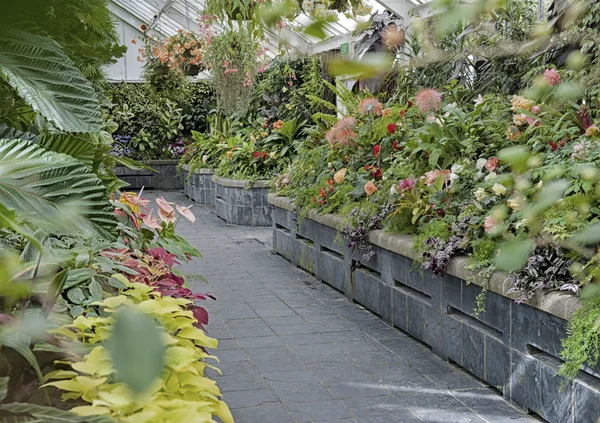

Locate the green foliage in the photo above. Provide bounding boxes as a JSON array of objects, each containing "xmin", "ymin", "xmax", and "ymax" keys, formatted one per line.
[
  {"xmin": 560, "ymin": 295, "xmax": 600, "ymax": 379},
  {"xmin": 413, "ymin": 219, "xmax": 451, "ymax": 256},
  {"xmin": 0, "ymin": 139, "xmax": 115, "ymax": 238},
  {"xmin": 0, "ymin": 20, "xmax": 101, "ymax": 133}
]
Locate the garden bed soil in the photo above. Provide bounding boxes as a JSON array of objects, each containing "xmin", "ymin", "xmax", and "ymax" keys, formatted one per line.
[
  {"xmin": 114, "ymin": 160, "xmax": 182, "ymax": 190},
  {"xmin": 181, "ymin": 165, "xmax": 216, "ymax": 205},
  {"xmin": 269, "ymin": 194, "xmax": 600, "ymax": 423}
]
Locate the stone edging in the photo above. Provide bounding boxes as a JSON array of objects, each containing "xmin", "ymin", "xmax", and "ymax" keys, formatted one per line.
[
  {"xmin": 212, "ymin": 175, "xmax": 271, "ymax": 189},
  {"xmin": 268, "ymin": 194, "xmax": 581, "ymax": 321},
  {"xmin": 181, "ymin": 164, "xmax": 214, "ymax": 175}
]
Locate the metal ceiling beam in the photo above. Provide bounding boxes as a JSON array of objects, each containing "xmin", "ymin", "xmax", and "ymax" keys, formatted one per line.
[{"xmin": 147, "ymin": 0, "xmax": 177, "ymax": 31}]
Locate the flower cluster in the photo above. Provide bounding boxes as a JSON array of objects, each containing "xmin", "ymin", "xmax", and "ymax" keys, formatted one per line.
[
  {"xmin": 326, "ymin": 117, "xmax": 358, "ymax": 147},
  {"xmin": 358, "ymin": 98, "xmax": 383, "ymax": 116},
  {"xmin": 415, "ymin": 89, "xmax": 443, "ymax": 113}
]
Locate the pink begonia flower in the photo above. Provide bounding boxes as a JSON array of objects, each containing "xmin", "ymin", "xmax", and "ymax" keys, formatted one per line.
[
  {"xmin": 156, "ymin": 197, "xmax": 175, "ymax": 213},
  {"xmin": 543, "ymin": 69, "xmax": 560, "ymax": 86},
  {"xmin": 142, "ymin": 210, "xmax": 162, "ymax": 229},
  {"xmin": 415, "ymin": 89, "xmax": 443, "ymax": 113},
  {"xmin": 531, "ymin": 105, "xmax": 541, "ymax": 115},
  {"xmin": 483, "ymin": 216, "xmax": 497, "ymax": 233},
  {"xmin": 176, "ymin": 204, "xmax": 196, "ymax": 223}
]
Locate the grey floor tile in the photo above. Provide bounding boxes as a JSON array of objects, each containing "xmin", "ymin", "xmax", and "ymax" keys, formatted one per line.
[{"xmin": 146, "ymin": 191, "xmax": 539, "ymax": 423}]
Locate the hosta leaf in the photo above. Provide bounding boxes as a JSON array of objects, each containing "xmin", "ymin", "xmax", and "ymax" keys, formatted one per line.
[
  {"xmin": 0, "ymin": 139, "xmax": 115, "ymax": 238},
  {"xmin": 0, "ymin": 21, "xmax": 101, "ymax": 132}
]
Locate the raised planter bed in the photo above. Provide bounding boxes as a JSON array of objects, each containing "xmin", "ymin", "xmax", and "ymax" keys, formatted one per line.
[
  {"xmin": 212, "ymin": 176, "xmax": 271, "ymax": 226},
  {"xmin": 268, "ymin": 194, "xmax": 600, "ymax": 423},
  {"xmin": 114, "ymin": 160, "xmax": 182, "ymax": 190},
  {"xmin": 181, "ymin": 165, "xmax": 216, "ymax": 205}
]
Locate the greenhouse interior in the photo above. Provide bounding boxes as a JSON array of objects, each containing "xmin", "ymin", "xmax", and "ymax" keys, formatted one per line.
[{"xmin": 2, "ymin": 0, "xmax": 600, "ymax": 422}]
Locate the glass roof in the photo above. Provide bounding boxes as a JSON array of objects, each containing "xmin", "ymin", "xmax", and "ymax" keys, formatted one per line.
[{"xmin": 111, "ymin": 0, "xmax": 393, "ymax": 50}]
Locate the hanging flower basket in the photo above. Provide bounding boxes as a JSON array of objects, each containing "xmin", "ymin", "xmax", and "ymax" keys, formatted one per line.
[{"xmin": 225, "ymin": 2, "xmax": 256, "ymax": 21}]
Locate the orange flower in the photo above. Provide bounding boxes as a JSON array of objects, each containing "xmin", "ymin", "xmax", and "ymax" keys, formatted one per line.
[
  {"xmin": 334, "ymin": 168, "xmax": 346, "ymax": 184},
  {"xmin": 273, "ymin": 120, "xmax": 284, "ymax": 130},
  {"xmin": 364, "ymin": 181, "xmax": 378, "ymax": 196}
]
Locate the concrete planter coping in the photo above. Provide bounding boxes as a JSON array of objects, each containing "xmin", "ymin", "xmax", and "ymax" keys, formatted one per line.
[
  {"xmin": 268, "ymin": 194, "xmax": 582, "ymax": 321},
  {"xmin": 212, "ymin": 175, "xmax": 271, "ymax": 189},
  {"xmin": 181, "ymin": 164, "xmax": 214, "ymax": 175}
]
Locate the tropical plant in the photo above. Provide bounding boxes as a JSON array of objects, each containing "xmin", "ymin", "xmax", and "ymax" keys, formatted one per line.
[{"xmin": 45, "ymin": 281, "xmax": 233, "ymax": 422}]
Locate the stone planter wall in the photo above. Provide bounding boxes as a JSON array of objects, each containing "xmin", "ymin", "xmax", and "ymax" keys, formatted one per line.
[
  {"xmin": 181, "ymin": 165, "xmax": 216, "ymax": 205},
  {"xmin": 114, "ymin": 160, "xmax": 182, "ymax": 190},
  {"xmin": 268, "ymin": 194, "xmax": 600, "ymax": 423},
  {"xmin": 213, "ymin": 176, "xmax": 271, "ymax": 226}
]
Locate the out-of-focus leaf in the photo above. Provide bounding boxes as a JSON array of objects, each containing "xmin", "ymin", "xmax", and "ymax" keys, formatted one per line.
[
  {"xmin": 572, "ymin": 222, "xmax": 600, "ymax": 245},
  {"xmin": 0, "ymin": 402, "xmax": 116, "ymax": 422},
  {"xmin": 328, "ymin": 53, "xmax": 393, "ymax": 78},
  {"xmin": 580, "ymin": 283, "xmax": 600, "ymax": 300},
  {"xmin": 496, "ymin": 240, "xmax": 533, "ymax": 272},
  {"xmin": 497, "ymin": 146, "xmax": 530, "ymax": 173},
  {"xmin": 0, "ymin": 376, "xmax": 8, "ymax": 401},
  {"xmin": 108, "ymin": 307, "xmax": 165, "ymax": 393}
]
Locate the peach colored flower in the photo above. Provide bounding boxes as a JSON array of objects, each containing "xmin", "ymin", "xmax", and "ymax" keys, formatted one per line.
[
  {"xmin": 511, "ymin": 95, "xmax": 533, "ymax": 111},
  {"xmin": 382, "ymin": 108, "xmax": 392, "ymax": 117},
  {"xmin": 326, "ymin": 117, "xmax": 357, "ymax": 147},
  {"xmin": 543, "ymin": 69, "xmax": 560, "ymax": 86},
  {"xmin": 358, "ymin": 98, "xmax": 383, "ymax": 116},
  {"xmin": 483, "ymin": 216, "xmax": 497, "ymax": 233},
  {"xmin": 176, "ymin": 204, "xmax": 195, "ymax": 223},
  {"xmin": 506, "ymin": 125, "xmax": 522, "ymax": 141},
  {"xmin": 142, "ymin": 210, "xmax": 162, "ymax": 229},
  {"xmin": 415, "ymin": 89, "xmax": 442, "ymax": 113},
  {"xmin": 158, "ymin": 207, "xmax": 176, "ymax": 224},
  {"xmin": 273, "ymin": 120, "xmax": 284, "ymax": 130},
  {"xmin": 364, "ymin": 181, "xmax": 378, "ymax": 196},
  {"xmin": 586, "ymin": 125, "xmax": 598, "ymax": 137},
  {"xmin": 423, "ymin": 169, "xmax": 450, "ymax": 186},
  {"xmin": 156, "ymin": 197, "xmax": 174, "ymax": 213},
  {"xmin": 334, "ymin": 168, "xmax": 346, "ymax": 184}
]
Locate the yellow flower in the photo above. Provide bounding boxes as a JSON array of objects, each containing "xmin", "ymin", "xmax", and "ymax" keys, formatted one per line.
[{"xmin": 334, "ymin": 168, "xmax": 346, "ymax": 184}]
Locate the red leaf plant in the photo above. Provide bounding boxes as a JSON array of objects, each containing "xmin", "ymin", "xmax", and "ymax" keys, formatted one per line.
[{"xmin": 102, "ymin": 247, "xmax": 215, "ymax": 329}]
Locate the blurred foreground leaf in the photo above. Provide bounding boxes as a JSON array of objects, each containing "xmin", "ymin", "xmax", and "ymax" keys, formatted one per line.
[
  {"xmin": 328, "ymin": 53, "xmax": 393, "ymax": 78},
  {"xmin": 496, "ymin": 240, "xmax": 533, "ymax": 272},
  {"xmin": 108, "ymin": 308, "xmax": 165, "ymax": 394}
]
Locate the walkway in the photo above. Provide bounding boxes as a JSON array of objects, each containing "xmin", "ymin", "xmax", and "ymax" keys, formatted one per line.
[{"xmin": 156, "ymin": 191, "xmax": 539, "ymax": 423}]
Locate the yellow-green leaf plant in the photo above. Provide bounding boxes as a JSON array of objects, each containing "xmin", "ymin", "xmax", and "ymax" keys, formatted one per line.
[{"xmin": 43, "ymin": 278, "xmax": 233, "ymax": 423}]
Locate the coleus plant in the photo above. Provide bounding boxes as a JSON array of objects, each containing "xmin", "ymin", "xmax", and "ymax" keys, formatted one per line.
[{"xmin": 102, "ymin": 247, "xmax": 213, "ymax": 328}]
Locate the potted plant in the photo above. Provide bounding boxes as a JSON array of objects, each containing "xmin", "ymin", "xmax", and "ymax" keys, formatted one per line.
[
  {"xmin": 204, "ymin": 0, "xmax": 258, "ymax": 21},
  {"xmin": 297, "ymin": 0, "xmax": 371, "ymax": 16},
  {"xmin": 205, "ymin": 27, "xmax": 268, "ymax": 115}
]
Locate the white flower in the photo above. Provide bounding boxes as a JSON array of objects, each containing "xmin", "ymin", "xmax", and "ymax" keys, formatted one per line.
[
  {"xmin": 492, "ymin": 183, "xmax": 507, "ymax": 196},
  {"xmin": 474, "ymin": 94, "xmax": 484, "ymax": 106},
  {"xmin": 451, "ymin": 163, "xmax": 464, "ymax": 174},
  {"xmin": 476, "ymin": 158, "xmax": 487, "ymax": 170},
  {"xmin": 202, "ymin": 155, "xmax": 208, "ymax": 163},
  {"xmin": 449, "ymin": 173, "xmax": 459, "ymax": 182},
  {"xmin": 484, "ymin": 172, "xmax": 497, "ymax": 181},
  {"xmin": 475, "ymin": 187, "xmax": 486, "ymax": 201},
  {"xmin": 328, "ymin": 162, "xmax": 333, "ymax": 168},
  {"xmin": 507, "ymin": 196, "xmax": 524, "ymax": 210},
  {"xmin": 515, "ymin": 219, "xmax": 528, "ymax": 229},
  {"xmin": 390, "ymin": 185, "xmax": 398, "ymax": 195},
  {"xmin": 269, "ymin": 152, "xmax": 277, "ymax": 159},
  {"xmin": 537, "ymin": 180, "xmax": 543, "ymax": 189}
]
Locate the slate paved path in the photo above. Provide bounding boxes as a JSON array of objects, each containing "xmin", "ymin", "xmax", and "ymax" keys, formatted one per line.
[{"xmin": 153, "ymin": 191, "xmax": 540, "ymax": 423}]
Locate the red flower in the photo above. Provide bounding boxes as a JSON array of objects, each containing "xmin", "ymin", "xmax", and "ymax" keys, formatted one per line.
[
  {"xmin": 253, "ymin": 151, "xmax": 268, "ymax": 159},
  {"xmin": 387, "ymin": 123, "xmax": 397, "ymax": 134},
  {"xmin": 373, "ymin": 145, "xmax": 381, "ymax": 157},
  {"xmin": 548, "ymin": 141, "xmax": 559, "ymax": 151},
  {"xmin": 392, "ymin": 141, "xmax": 402, "ymax": 151},
  {"xmin": 370, "ymin": 167, "xmax": 383, "ymax": 180},
  {"xmin": 407, "ymin": 100, "xmax": 413, "ymax": 108}
]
